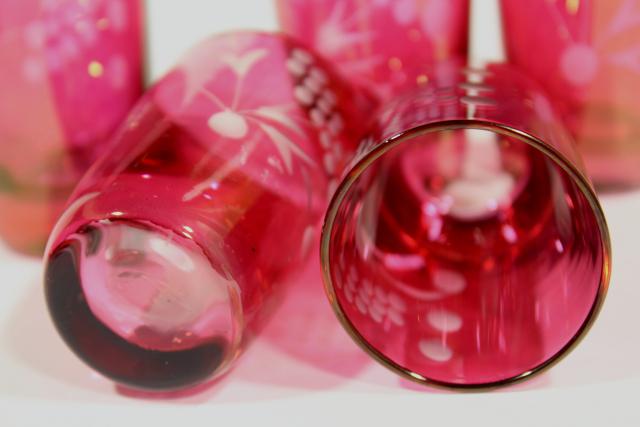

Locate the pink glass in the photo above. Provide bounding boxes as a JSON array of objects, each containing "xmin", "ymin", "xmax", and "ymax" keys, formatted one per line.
[
  {"xmin": 501, "ymin": 0, "xmax": 640, "ymax": 187},
  {"xmin": 0, "ymin": 0, "xmax": 144, "ymax": 254},
  {"xmin": 44, "ymin": 32, "xmax": 373, "ymax": 391},
  {"xmin": 321, "ymin": 64, "xmax": 611, "ymax": 388},
  {"xmin": 276, "ymin": 0, "xmax": 469, "ymax": 100}
]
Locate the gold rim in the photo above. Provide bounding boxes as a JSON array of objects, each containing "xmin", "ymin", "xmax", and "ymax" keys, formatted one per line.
[{"xmin": 320, "ymin": 119, "xmax": 612, "ymax": 391}]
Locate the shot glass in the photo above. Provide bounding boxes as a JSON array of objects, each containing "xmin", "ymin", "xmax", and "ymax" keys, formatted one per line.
[
  {"xmin": 44, "ymin": 32, "xmax": 373, "ymax": 391},
  {"xmin": 501, "ymin": 0, "xmax": 640, "ymax": 187},
  {"xmin": 0, "ymin": 0, "xmax": 144, "ymax": 253},
  {"xmin": 321, "ymin": 64, "xmax": 611, "ymax": 388},
  {"xmin": 276, "ymin": 0, "xmax": 469, "ymax": 100}
]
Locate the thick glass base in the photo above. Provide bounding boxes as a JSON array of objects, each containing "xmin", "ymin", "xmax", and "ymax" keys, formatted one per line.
[{"xmin": 44, "ymin": 219, "xmax": 241, "ymax": 391}]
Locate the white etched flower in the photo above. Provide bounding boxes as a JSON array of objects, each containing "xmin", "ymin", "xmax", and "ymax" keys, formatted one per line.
[
  {"xmin": 203, "ymin": 48, "xmax": 314, "ymax": 173},
  {"xmin": 549, "ymin": 0, "xmax": 640, "ymax": 85},
  {"xmin": 313, "ymin": 1, "xmax": 385, "ymax": 76},
  {"xmin": 181, "ymin": 43, "xmax": 319, "ymax": 201}
]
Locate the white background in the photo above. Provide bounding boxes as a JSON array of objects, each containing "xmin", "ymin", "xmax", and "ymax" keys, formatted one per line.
[{"xmin": 2, "ymin": 0, "xmax": 640, "ymax": 425}]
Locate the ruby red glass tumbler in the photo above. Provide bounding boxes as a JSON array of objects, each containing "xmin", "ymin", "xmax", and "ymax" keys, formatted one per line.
[
  {"xmin": 44, "ymin": 32, "xmax": 372, "ymax": 391},
  {"xmin": 321, "ymin": 65, "xmax": 611, "ymax": 388},
  {"xmin": 501, "ymin": 0, "xmax": 640, "ymax": 187},
  {"xmin": 0, "ymin": 0, "xmax": 144, "ymax": 254},
  {"xmin": 276, "ymin": 0, "xmax": 470, "ymax": 99}
]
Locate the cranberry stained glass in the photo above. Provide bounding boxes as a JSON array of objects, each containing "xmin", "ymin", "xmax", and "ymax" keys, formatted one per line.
[
  {"xmin": 321, "ymin": 65, "xmax": 611, "ymax": 388},
  {"xmin": 501, "ymin": 0, "xmax": 640, "ymax": 187},
  {"xmin": 276, "ymin": 0, "xmax": 469, "ymax": 100},
  {"xmin": 44, "ymin": 32, "xmax": 373, "ymax": 391},
  {"xmin": 0, "ymin": 0, "xmax": 144, "ymax": 254}
]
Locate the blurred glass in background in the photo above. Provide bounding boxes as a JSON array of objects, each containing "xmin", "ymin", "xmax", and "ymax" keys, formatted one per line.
[{"xmin": 0, "ymin": 0, "xmax": 144, "ymax": 254}]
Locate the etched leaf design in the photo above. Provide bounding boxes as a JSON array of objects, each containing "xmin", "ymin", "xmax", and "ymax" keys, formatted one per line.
[
  {"xmin": 179, "ymin": 36, "xmax": 260, "ymax": 106},
  {"xmin": 316, "ymin": 1, "xmax": 374, "ymax": 55},
  {"xmin": 179, "ymin": 59, "xmax": 226, "ymax": 107},
  {"xmin": 251, "ymin": 106, "xmax": 306, "ymax": 137},
  {"xmin": 220, "ymin": 48, "xmax": 269, "ymax": 77},
  {"xmin": 258, "ymin": 122, "xmax": 314, "ymax": 173}
]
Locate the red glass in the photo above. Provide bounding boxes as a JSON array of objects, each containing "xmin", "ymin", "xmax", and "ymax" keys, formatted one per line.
[
  {"xmin": 0, "ymin": 0, "xmax": 144, "ymax": 254},
  {"xmin": 44, "ymin": 32, "xmax": 372, "ymax": 391},
  {"xmin": 321, "ymin": 64, "xmax": 611, "ymax": 387},
  {"xmin": 501, "ymin": 0, "xmax": 640, "ymax": 187},
  {"xmin": 276, "ymin": 0, "xmax": 469, "ymax": 100}
]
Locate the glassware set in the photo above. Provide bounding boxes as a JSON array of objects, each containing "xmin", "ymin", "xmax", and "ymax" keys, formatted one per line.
[{"xmin": 1, "ymin": 0, "xmax": 634, "ymax": 392}]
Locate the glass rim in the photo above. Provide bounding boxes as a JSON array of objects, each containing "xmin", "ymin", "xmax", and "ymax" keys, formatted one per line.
[{"xmin": 320, "ymin": 118, "xmax": 612, "ymax": 390}]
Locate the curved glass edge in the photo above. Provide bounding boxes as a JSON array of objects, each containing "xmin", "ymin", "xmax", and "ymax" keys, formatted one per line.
[{"xmin": 320, "ymin": 119, "xmax": 612, "ymax": 390}]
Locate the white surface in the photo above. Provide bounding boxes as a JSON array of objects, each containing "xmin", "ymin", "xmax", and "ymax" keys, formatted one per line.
[{"xmin": 2, "ymin": 1, "xmax": 640, "ymax": 426}]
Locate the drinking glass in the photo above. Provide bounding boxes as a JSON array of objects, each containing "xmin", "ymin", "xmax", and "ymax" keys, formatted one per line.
[
  {"xmin": 44, "ymin": 31, "xmax": 373, "ymax": 391},
  {"xmin": 321, "ymin": 64, "xmax": 611, "ymax": 388}
]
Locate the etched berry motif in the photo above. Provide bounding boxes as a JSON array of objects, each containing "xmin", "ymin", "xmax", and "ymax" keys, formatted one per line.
[
  {"xmin": 286, "ymin": 47, "xmax": 347, "ymax": 199},
  {"xmin": 340, "ymin": 265, "xmax": 407, "ymax": 332}
]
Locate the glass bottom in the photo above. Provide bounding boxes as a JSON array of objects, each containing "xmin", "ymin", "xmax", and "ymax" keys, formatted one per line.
[{"xmin": 44, "ymin": 219, "xmax": 240, "ymax": 391}]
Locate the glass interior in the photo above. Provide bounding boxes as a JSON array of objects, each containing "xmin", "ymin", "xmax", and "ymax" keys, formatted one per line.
[
  {"xmin": 326, "ymin": 128, "xmax": 605, "ymax": 386},
  {"xmin": 45, "ymin": 220, "xmax": 240, "ymax": 390}
]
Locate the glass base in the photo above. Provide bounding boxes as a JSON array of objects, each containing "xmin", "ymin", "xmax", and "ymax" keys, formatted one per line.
[{"xmin": 44, "ymin": 219, "xmax": 242, "ymax": 391}]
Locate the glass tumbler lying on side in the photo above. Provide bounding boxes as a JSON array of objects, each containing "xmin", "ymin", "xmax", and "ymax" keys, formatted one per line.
[
  {"xmin": 276, "ymin": 0, "xmax": 470, "ymax": 99},
  {"xmin": 44, "ymin": 32, "xmax": 373, "ymax": 391},
  {"xmin": 501, "ymin": 0, "xmax": 640, "ymax": 187},
  {"xmin": 322, "ymin": 64, "xmax": 611, "ymax": 388},
  {"xmin": 0, "ymin": 0, "xmax": 144, "ymax": 254}
]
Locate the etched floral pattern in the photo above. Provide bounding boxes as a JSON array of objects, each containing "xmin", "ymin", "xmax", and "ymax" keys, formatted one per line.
[
  {"xmin": 543, "ymin": 0, "xmax": 640, "ymax": 85},
  {"xmin": 177, "ymin": 43, "xmax": 316, "ymax": 201},
  {"xmin": 502, "ymin": 0, "xmax": 640, "ymax": 183},
  {"xmin": 311, "ymin": 3, "xmax": 384, "ymax": 76},
  {"xmin": 22, "ymin": 0, "xmax": 130, "ymax": 86},
  {"xmin": 277, "ymin": 0, "xmax": 469, "ymax": 100},
  {"xmin": 11, "ymin": 0, "xmax": 143, "ymax": 149},
  {"xmin": 160, "ymin": 33, "xmax": 362, "ymax": 205},
  {"xmin": 287, "ymin": 47, "xmax": 346, "ymax": 198},
  {"xmin": 202, "ymin": 48, "xmax": 315, "ymax": 174}
]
